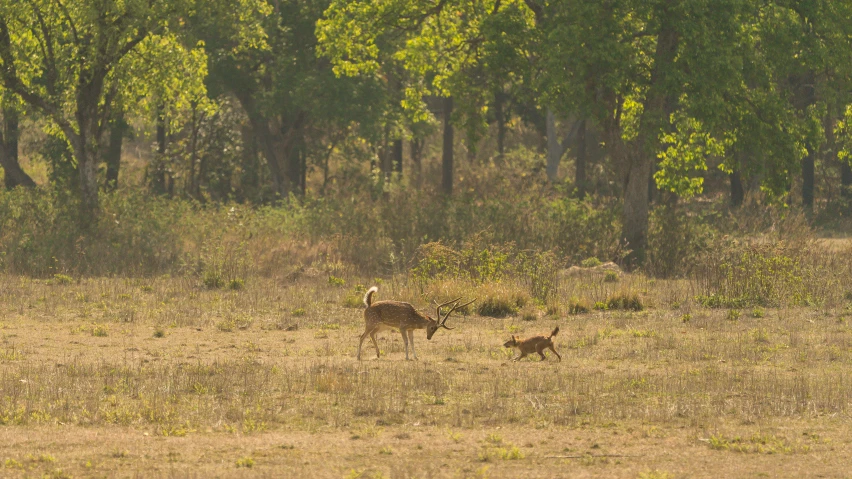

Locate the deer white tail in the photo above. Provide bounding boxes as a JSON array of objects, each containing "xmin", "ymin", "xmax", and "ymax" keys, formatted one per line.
[{"xmin": 363, "ymin": 286, "xmax": 378, "ymax": 307}]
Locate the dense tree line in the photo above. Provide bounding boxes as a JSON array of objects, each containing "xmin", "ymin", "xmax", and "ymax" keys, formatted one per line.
[{"xmin": 0, "ymin": 0, "xmax": 851, "ymax": 267}]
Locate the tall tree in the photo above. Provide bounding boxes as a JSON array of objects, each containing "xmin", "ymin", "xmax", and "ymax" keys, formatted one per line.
[
  {"xmin": 194, "ymin": 0, "xmax": 385, "ymax": 200},
  {"xmin": 0, "ymin": 98, "xmax": 34, "ymax": 188},
  {"xmin": 0, "ymin": 0, "xmax": 195, "ymax": 223}
]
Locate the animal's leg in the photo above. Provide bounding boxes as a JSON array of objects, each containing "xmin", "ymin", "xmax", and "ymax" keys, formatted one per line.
[
  {"xmin": 514, "ymin": 351, "xmax": 528, "ymax": 362},
  {"xmin": 409, "ymin": 330, "xmax": 419, "ymax": 360},
  {"xmin": 369, "ymin": 331, "xmax": 380, "ymax": 358},
  {"xmin": 357, "ymin": 329, "xmax": 371, "ymax": 360},
  {"xmin": 536, "ymin": 344, "xmax": 547, "ymax": 360},
  {"xmin": 549, "ymin": 344, "xmax": 562, "ymax": 361},
  {"xmin": 401, "ymin": 329, "xmax": 410, "ymax": 360}
]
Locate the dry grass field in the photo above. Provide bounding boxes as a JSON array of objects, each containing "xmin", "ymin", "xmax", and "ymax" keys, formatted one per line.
[{"xmin": 1, "ymin": 267, "xmax": 852, "ymax": 478}]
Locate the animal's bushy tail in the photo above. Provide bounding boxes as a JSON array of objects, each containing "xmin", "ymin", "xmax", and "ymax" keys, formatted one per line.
[
  {"xmin": 549, "ymin": 326, "xmax": 560, "ymax": 339},
  {"xmin": 363, "ymin": 286, "xmax": 378, "ymax": 307}
]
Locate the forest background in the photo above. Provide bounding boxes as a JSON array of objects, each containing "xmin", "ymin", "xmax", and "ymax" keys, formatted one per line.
[{"xmin": 0, "ymin": 0, "xmax": 850, "ymax": 279}]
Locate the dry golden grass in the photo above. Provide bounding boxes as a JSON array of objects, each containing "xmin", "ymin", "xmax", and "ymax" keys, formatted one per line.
[{"xmin": 1, "ymin": 271, "xmax": 852, "ymax": 477}]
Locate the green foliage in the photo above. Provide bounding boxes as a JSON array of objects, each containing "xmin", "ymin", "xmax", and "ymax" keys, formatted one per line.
[
  {"xmin": 696, "ymin": 240, "xmax": 822, "ymax": 308},
  {"xmin": 0, "ymin": 188, "xmax": 185, "ymax": 276},
  {"xmin": 91, "ymin": 325, "xmax": 109, "ymax": 337},
  {"xmin": 646, "ymin": 206, "xmax": 716, "ymax": 278},
  {"xmin": 52, "ymin": 274, "xmax": 74, "ymax": 285},
  {"xmin": 581, "ymin": 257, "xmax": 602, "ymax": 268}
]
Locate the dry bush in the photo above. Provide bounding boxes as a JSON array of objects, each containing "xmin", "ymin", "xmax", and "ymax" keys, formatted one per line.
[{"xmin": 694, "ymin": 237, "xmax": 852, "ymax": 308}]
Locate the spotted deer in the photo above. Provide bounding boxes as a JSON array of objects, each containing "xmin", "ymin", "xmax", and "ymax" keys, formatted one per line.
[
  {"xmin": 357, "ymin": 286, "xmax": 475, "ymax": 360},
  {"xmin": 503, "ymin": 327, "xmax": 562, "ymax": 362}
]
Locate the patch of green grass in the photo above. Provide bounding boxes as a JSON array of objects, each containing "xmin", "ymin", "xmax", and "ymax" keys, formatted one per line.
[
  {"xmin": 604, "ymin": 270, "xmax": 619, "ymax": 283},
  {"xmin": 638, "ymin": 470, "xmax": 673, "ymax": 479},
  {"xmin": 228, "ymin": 278, "xmax": 245, "ymax": 290},
  {"xmin": 707, "ymin": 434, "xmax": 801, "ymax": 454},
  {"xmin": 291, "ymin": 308, "xmax": 307, "ymax": 317},
  {"xmin": 52, "ymin": 274, "xmax": 74, "ymax": 285},
  {"xmin": 496, "ymin": 445, "xmax": 524, "ymax": 460},
  {"xmin": 235, "ymin": 456, "xmax": 254, "ymax": 468},
  {"xmin": 92, "ymin": 324, "xmax": 109, "ymax": 337},
  {"xmin": 328, "ymin": 276, "xmax": 345, "ymax": 287},
  {"xmin": 343, "ymin": 294, "xmax": 364, "ymax": 308}
]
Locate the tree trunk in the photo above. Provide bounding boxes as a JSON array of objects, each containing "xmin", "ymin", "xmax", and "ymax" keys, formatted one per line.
[
  {"xmin": 842, "ymin": 163, "xmax": 852, "ymax": 199},
  {"xmin": 793, "ymin": 71, "xmax": 816, "ymax": 211},
  {"xmin": 546, "ymin": 108, "xmax": 563, "ymax": 182},
  {"xmin": 392, "ymin": 139, "xmax": 403, "ymax": 175},
  {"xmin": 411, "ymin": 138, "xmax": 424, "ymax": 189},
  {"xmin": 187, "ymin": 106, "xmax": 201, "ymax": 198},
  {"xmin": 802, "ymin": 147, "xmax": 815, "ymax": 211},
  {"xmin": 104, "ymin": 111, "xmax": 126, "ymax": 191},
  {"xmin": 442, "ymin": 96, "xmax": 454, "ymax": 195},
  {"xmin": 575, "ymin": 119, "xmax": 587, "ymax": 198},
  {"xmin": 494, "ymin": 90, "xmax": 506, "ymax": 160},
  {"xmin": 298, "ymin": 139, "xmax": 306, "ymax": 196},
  {"xmin": 64, "ymin": 128, "xmax": 100, "ymax": 227},
  {"xmin": 0, "ymin": 108, "xmax": 35, "ymax": 188},
  {"xmin": 152, "ymin": 104, "xmax": 168, "ymax": 195},
  {"xmin": 623, "ymin": 149, "xmax": 653, "ymax": 266},
  {"xmin": 730, "ymin": 170, "xmax": 744, "ymax": 207},
  {"xmin": 621, "ymin": 11, "xmax": 679, "ymax": 269}
]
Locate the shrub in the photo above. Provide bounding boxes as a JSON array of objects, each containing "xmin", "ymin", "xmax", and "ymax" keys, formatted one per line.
[
  {"xmin": 606, "ymin": 290, "xmax": 643, "ymax": 311},
  {"xmin": 695, "ymin": 239, "xmax": 824, "ymax": 308},
  {"xmin": 475, "ymin": 283, "xmax": 528, "ymax": 317},
  {"xmin": 52, "ymin": 274, "xmax": 74, "ymax": 285},
  {"xmin": 581, "ymin": 257, "xmax": 602, "ymax": 268},
  {"xmin": 568, "ymin": 297, "xmax": 590, "ymax": 315},
  {"xmin": 519, "ymin": 306, "xmax": 539, "ymax": 321},
  {"xmin": 91, "ymin": 324, "xmax": 109, "ymax": 337},
  {"xmin": 477, "ymin": 297, "xmax": 520, "ymax": 317}
]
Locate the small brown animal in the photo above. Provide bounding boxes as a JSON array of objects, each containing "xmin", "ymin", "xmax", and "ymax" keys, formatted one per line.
[
  {"xmin": 357, "ymin": 286, "xmax": 475, "ymax": 360},
  {"xmin": 503, "ymin": 327, "xmax": 561, "ymax": 362}
]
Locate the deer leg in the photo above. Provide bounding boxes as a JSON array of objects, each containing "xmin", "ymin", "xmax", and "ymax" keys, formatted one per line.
[
  {"xmin": 401, "ymin": 329, "xmax": 410, "ymax": 360},
  {"xmin": 549, "ymin": 344, "xmax": 562, "ymax": 362},
  {"xmin": 357, "ymin": 329, "xmax": 370, "ymax": 360},
  {"xmin": 408, "ymin": 329, "xmax": 417, "ymax": 360},
  {"xmin": 369, "ymin": 331, "xmax": 380, "ymax": 358}
]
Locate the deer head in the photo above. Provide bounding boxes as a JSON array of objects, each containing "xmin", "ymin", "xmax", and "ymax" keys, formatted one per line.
[{"xmin": 426, "ymin": 297, "xmax": 476, "ymax": 339}]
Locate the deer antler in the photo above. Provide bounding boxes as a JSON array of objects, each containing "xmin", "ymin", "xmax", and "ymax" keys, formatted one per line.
[
  {"xmin": 439, "ymin": 298, "xmax": 476, "ymax": 330},
  {"xmin": 435, "ymin": 297, "xmax": 462, "ymax": 319}
]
